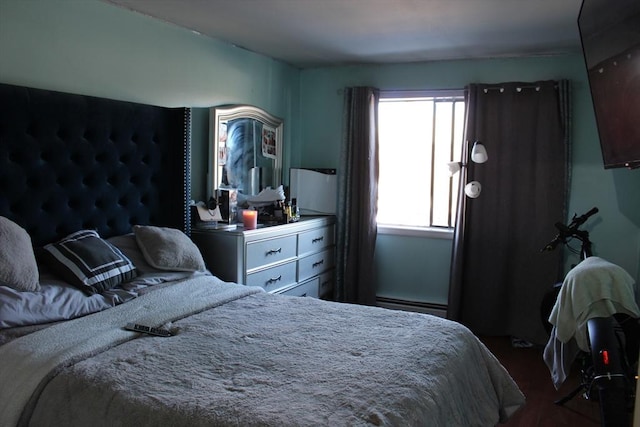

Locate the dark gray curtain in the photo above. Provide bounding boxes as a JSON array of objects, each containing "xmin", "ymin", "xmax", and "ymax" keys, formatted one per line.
[
  {"xmin": 448, "ymin": 81, "xmax": 571, "ymax": 345},
  {"xmin": 335, "ymin": 87, "xmax": 379, "ymax": 305}
]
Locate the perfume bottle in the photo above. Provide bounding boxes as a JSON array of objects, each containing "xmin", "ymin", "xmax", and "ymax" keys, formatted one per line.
[
  {"xmin": 291, "ymin": 198, "xmax": 300, "ymax": 221},
  {"xmin": 285, "ymin": 201, "xmax": 292, "ymax": 223}
]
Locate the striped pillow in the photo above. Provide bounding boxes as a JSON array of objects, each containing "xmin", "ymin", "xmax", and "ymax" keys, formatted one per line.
[{"xmin": 43, "ymin": 230, "xmax": 137, "ymax": 295}]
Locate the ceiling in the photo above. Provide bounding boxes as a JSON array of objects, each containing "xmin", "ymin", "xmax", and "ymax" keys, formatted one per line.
[{"xmin": 103, "ymin": 0, "xmax": 584, "ymax": 69}]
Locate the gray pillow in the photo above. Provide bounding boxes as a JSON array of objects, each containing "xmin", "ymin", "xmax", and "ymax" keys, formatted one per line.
[
  {"xmin": 133, "ymin": 225, "xmax": 206, "ymax": 272},
  {"xmin": 107, "ymin": 234, "xmax": 156, "ymax": 274},
  {"xmin": 0, "ymin": 216, "xmax": 40, "ymax": 292}
]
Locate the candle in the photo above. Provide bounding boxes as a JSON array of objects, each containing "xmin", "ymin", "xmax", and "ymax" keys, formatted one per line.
[{"xmin": 242, "ymin": 210, "xmax": 258, "ymax": 230}]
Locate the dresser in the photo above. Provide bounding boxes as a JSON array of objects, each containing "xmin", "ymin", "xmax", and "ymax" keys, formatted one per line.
[{"xmin": 191, "ymin": 216, "xmax": 335, "ymax": 299}]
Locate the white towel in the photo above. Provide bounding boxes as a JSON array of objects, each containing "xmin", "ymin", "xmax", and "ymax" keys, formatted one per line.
[
  {"xmin": 549, "ymin": 256, "xmax": 639, "ymax": 351},
  {"xmin": 544, "ymin": 257, "xmax": 639, "ymax": 388}
]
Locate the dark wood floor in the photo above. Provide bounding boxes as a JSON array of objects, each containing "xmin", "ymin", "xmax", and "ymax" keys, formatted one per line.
[{"xmin": 481, "ymin": 336, "xmax": 603, "ymax": 426}]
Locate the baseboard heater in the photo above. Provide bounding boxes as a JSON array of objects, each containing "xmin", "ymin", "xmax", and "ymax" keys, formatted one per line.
[{"xmin": 376, "ymin": 297, "xmax": 447, "ymax": 318}]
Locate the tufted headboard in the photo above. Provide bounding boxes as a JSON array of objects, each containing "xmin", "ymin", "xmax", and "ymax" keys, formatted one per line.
[{"xmin": 0, "ymin": 83, "xmax": 191, "ymax": 247}]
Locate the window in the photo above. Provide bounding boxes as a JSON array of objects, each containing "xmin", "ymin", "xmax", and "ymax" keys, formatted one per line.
[{"xmin": 377, "ymin": 90, "xmax": 465, "ymax": 233}]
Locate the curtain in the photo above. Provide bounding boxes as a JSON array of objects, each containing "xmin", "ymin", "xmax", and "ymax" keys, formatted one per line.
[
  {"xmin": 335, "ymin": 87, "xmax": 380, "ymax": 305},
  {"xmin": 448, "ymin": 81, "xmax": 571, "ymax": 345}
]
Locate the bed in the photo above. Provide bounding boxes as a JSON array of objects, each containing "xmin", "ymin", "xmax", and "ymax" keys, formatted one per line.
[{"xmin": 0, "ymin": 83, "xmax": 525, "ymax": 426}]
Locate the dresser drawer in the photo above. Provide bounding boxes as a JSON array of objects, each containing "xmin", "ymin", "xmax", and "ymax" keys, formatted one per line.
[
  {"xmin": 298, "ymin": 225, "xmax": 335, "ymax": 256},
  {"xmin": 318, "ymin": 269, "xmax": 335, "ymax": 299},
  {"xmin": 192, "ymin": 217, "xmax": 335, "ymax": 295},
  {"xmin": 246, "ymin": 261, "xmax": 297, "ymax": 293},
  {"xmin": 298, "ymin": 248, "xmax": 335, "ymax": 283},
  {"xmin": 279, "ymin": 277, "xmax": 319, "ymax": 298},
  {"xmin": 246, "ymin": 235, "xmax": 297, "ymax": 271}
]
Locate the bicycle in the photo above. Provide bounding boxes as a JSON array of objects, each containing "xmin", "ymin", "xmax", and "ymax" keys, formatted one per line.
[
  {"xmin": 540, "ymin": 207, "xmax": 598, "ymax": 335},
  {"xmin": 540, "ymin": 207, "xmax": 638, "ymax": 426}
]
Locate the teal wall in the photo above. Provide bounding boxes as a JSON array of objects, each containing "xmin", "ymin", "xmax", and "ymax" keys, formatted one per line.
[
  {"xmin": 374, "ymin": 234, "xmax": 453, "ymax": 305},
  {"xmin": 0, "ymin": 0, "xmax": 300, "ymax": 202},
  {"xmin": 298, "ymin": 57, "xmax": 640, "ymax": 303},
  {"xmin": 2, "ymin": 0, "xmax": 639, "ymax": 306}
]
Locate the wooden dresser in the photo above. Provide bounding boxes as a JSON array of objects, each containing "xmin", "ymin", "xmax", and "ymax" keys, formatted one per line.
[{"xmin": 191, "ymin": 216, "xmax": 335, "ymax": 299}]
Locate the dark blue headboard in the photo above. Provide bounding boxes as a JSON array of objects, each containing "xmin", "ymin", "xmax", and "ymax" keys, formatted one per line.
[{"xmin": 0, "ymin": 83, "xmax": 191, "ymax": 247}]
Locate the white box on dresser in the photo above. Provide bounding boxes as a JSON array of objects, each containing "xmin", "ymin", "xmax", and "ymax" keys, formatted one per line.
[{"xmin": 191, "ymin": 216, "xmax": 336, "ymax": 299}]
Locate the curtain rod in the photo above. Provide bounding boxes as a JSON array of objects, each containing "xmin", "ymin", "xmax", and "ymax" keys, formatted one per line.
[
  {"xmin": 379, "ymin": 88, "xmax": 464, "ymax": 98},
  {"xmin": 482, "ymin": 83, "xmax": 558, "ymax": 93},
  {"xmin": 336, "ymin": 88, "xmax": 464, "ymax": 97}
]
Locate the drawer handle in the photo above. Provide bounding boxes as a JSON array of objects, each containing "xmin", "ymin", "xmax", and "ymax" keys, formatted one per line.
[
  {"xmin": 312, "ymin": 259, "xmax": 324, "ymax": 268},
  {"xmin": 266, "ymin": 248, "xmax": 282, "ymax": 256},
  {"xmin": 312, "ymin": 236, "xmax": 324, "ymax": 243},
  {"xmin": 265, "ymin": 275, "xmax": 282, "ymax": 285}
]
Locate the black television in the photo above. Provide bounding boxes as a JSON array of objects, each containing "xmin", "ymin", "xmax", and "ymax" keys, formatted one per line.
[{"xmin": 578, "ymin": 0, "xmax": 640, "ymax": 169}]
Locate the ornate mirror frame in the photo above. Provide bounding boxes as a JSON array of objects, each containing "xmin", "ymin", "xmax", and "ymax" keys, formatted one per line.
[{"xmin": 208, "ymin": 105, "xmax": 283, "ymax": 198}]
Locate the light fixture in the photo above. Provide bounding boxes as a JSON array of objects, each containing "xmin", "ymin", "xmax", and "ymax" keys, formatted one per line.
[
  {"xmin": 471, "ymin": 141, "xmax": 488, "ymax": 163},
  {"xmin": 464, "ymin": 181, "xmax": 482, "ymax": 198},
  {"xmin": 447, "ymin": 161, "xmax": 462, "ymax": 176},
  {"xmin": 448, "ymin": 140, "xmax": 488, "ymax": 198}
]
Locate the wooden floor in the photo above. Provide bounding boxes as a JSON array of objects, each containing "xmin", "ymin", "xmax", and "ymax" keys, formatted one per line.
[{"xmin": 481, "ymin": 336, "xmax": 603, "ymax": 426}]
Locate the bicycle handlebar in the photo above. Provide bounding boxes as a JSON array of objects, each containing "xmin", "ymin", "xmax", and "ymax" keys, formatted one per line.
[
  {"xmin": 541, "ymin": 207, "xmax": 598, "ymax": 252},
  {"xmin": 572, "ymin": 207, "xmax": 599, "ymax": 228}
]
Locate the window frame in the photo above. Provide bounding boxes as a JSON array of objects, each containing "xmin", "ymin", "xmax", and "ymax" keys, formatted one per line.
[{"xmin": 377, "ymin": 89, "xmax": 465, "ymax": 238}]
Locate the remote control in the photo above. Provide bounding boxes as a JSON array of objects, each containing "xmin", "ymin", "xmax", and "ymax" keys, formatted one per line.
[{"xmin": 125, "ymin": 323, "xmax": 171, "ymax": 337}]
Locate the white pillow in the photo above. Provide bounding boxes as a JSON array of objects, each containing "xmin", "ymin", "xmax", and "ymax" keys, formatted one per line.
[
  {"xmin": 0, "ymin": 216, "xmax": 40, "ymax": 292},
  {"xmin": 133, "ymin": 225, "xmax": 206, "ymax": 272}
]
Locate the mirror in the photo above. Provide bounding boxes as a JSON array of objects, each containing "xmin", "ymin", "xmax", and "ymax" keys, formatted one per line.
[{"xmin": 209, "ymin": 105, "xmax": 283, "ymax": 199}]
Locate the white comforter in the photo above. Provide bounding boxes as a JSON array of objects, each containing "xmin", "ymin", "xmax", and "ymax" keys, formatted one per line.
[{"xmin": 1, "ymin": 276, "xmax": 524, "ymax": 427}]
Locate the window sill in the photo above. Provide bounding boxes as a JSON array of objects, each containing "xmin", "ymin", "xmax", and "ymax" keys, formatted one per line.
[{"xmin": 377, "ymin": 224, "xmax": 454, "ymax": 239}]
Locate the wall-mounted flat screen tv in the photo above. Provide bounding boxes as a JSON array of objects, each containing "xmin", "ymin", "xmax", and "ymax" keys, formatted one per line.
[{"xmin": 578, "ymin": 0, "xmax": 640, "ymax": 169}]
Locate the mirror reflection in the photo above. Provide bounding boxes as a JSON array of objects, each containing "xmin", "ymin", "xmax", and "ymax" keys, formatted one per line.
[{"xmin": 209, "ymin": 105, "xmax": 283, "ymax": 199}]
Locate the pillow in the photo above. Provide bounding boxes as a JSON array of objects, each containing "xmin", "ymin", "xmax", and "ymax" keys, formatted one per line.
[
  {"xmin": 133, "ymin": 225, "xmax": 206, "ymax": 272},
  {"xmin": 107, "ymin": 234, "xmax": 157, "ymax": 274},
  {"xmin": 42, "ymin": 230, "xmax": 137, "ymax": 295},
  {"xmin": 0, "ymin": 216, "xmax": 40, "ymax": 292}
]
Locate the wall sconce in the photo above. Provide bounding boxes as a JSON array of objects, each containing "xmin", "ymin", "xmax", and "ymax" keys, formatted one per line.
[{"xmin": 448, "ymin": 141, "xmax": 488, "ymax": 198}]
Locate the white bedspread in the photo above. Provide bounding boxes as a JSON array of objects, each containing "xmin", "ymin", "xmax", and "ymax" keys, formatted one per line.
[
  {"xmin": 1, "ymin": 277, "xmax": 524, "ymax": 427},
  {"xmin": 0, "ymin": 274, "xmax": 262, "ymax": 427}
]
